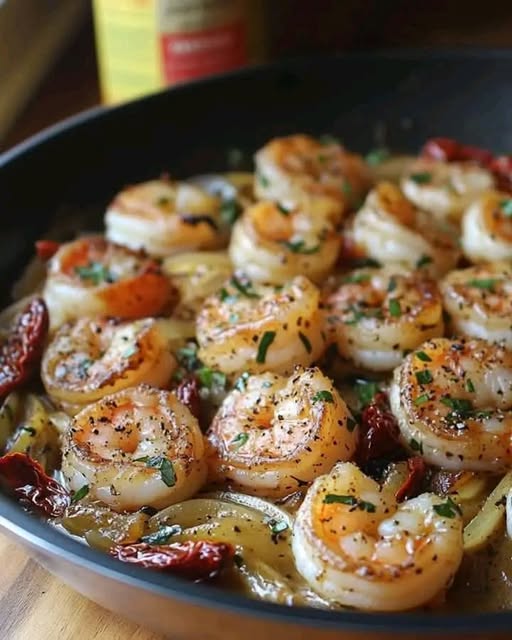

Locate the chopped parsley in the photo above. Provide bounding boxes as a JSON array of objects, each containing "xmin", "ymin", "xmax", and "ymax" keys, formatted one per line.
[
  {"xmin": 298, "ymin": 331, "xmax": 312, "ymax": 354},
  {"xmin": 416, "ymin": 254, "xmax": 433, "ymax": 268},
  {"xmin": 231, "ymin": 432, "xmax": 249, "ymax": 450},
  {"xmin": 414, "ymin": 393, "xmax": 430, "ymax": 406},
  {"xmin": 500, "ymin": 199, "xmax": 512, "ymax": 216},
  {"xmin": 21, "ymin": 426, "xmax": 37, "ymax": 436},
  {"xmin": 355, "ymin": 380, "xmax": 379, "ymax": 408},
  {"xmin": 70, "ymin": 485, "xmax": 89, "ymax": 503},
  {"xmin": 409, "ymin": 438, "xmax": 424, "ymax": 454},
  {"xmin": 388, "ymin": 299, "xmax": 401, "ymax": 317},
  {"xmin": 323, "ymin": 494, "xmax": 376, "ymax": 512},
  {"xmin": 140, "ymin": 525, "xmax": 182, "ymax": 545},
  {"xmin": 75, "ymin": 261, "xmax": 113, "ymax": 285},
  {"xmin": 137, "ymin": 456, "xmax": 176, "ymax": 487},
  {"xmin": 433, "ymin": 497, "xmax": 461, "ymax": 519},
  {"xmin": 257, "ymin": 171, "xmax": 270, "ymax": 188},
  {"xmin": 176, "ymin": 344, "xmax": 200, "ymax": 371},
  {"xmin": 465, "ymin": 378, "xmax": 475, "ymax": 393},
  {"xmin": 387, "ymin": 277, "xmax": 397, "ymax": 293},
  {"xmin": 270, "ymin": 520, "xmax": 289, "ymax": 535},
  {"xmin": 197, "ymin": 367, "xmax": 227, "ymax": 389},
  {"xmin": 343, "ymin": 272, "xmax": 371, "ymax": 284},
  {"xmin": 256, "ymin": 331, "xmax": 276, "ymax": 363},
  {"xmin": 281, "ymin": 239, "xmax": 320, "ymax": 254},
  {"xmin": 277, "ymin": 203, "xmax": 290, "ymax": 216},
  {"xmin": 230, "ymin": 275, "xmax": 260, "ymax": 298},
  {"xmin": 410, "ymin": 172, "xmax": 432, "ymax": 184},
  {"xmin": 415, "ymin": 351, "xmax": 432, "ymax": 362},
  {"xmin": 351, "ymin": 257, "xmax": 381, "ymax": 268},
  {"xmin": 365, "ymin": 147, "xmax": 390, "ymax": 166},
  {"xmin": 440, "ymin": 396, "xmax": 473, "ymax": 414},
  {"xmin": 220, "ymin": 198, "xmax": 242, "ymax": 226},
  {"xmin": 219, "ymin": 288, "xmax": 237, "ymax": 303},
  {"xmin": 312, "ymin": 390, "xmax": 334, "ymax": 404},
  {"xmin": 467, "ymin": 278, "xmax": 499, "ymax": 291},
  {"xmin": 415, "ymin": 369, "xmax": 433, "ymax": 385}
]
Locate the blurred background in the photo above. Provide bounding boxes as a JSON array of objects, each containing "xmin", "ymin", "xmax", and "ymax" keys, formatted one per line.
[{"xmin": 2, "ymin": 0, "xmax": 512, "ymax": 152}]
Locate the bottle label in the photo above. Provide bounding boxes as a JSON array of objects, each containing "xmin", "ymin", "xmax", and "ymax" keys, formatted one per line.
[{"xmin": 160, "ymin": 20, "xmax": 247, "ymax": 83}]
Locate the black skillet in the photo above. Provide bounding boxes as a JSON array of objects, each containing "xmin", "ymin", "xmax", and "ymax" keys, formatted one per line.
[{"xmin": 0, "ymin": 52, "xmax": 511, "ymax": 639}]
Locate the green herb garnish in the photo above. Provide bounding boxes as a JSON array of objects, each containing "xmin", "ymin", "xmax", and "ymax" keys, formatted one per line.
[
  {"xmin": 410, "ymin": 172, "xmax": 432, "ymax": 184},
  {"xmin": 139, "ymin": 456, "xmax": 176, "ymax": 487},
  {"xmin": 365, "ymin": 147, "xmax": 390, "ymax": 166},
  {"xmin": 230, "ymin": 275, "xmax": 260, "ymax": 298},
  {"xmin": 323, "ymin": 494, "xmax": 376, "ymax": 512},
  {"xmin": 75, "ymin": 261, "xmax": 113, "ymax": 285},
  {"xmin": 78, "ymin": 358, "xmax": 93, "ymax": 378},
  {"xmin": 277, "ymin": 203, "xmax": 290, "ymax": 216},
  {"xmin": 177, "ymin": 344, "xmax": 200, "ymax": 370},
  {"xmin": 500, "ymin": 199, "xmax": 512, "ymax": 216},
  {"xmin": 355, "ymin": 380, "xmax": 379, "ymax": 407},
  {"xmin": 256, "ymin": 331, "xmax": 276, "ymax": 363},
  {"xmin": 465, "ymin": 378, "xmax": 475, "ymax": 393},
  {"xmin": 409, "ymin": 438, "xmax": 424, "ymax": 454},
  {"xmin": 388, "ymin": 299, "xmax": 401, "ymax": 317},
  {"xmin": 415, "ymin": 369, "xmax": 433, "ymax": 385},
  {"xmin": 467, "ymin": 279, "xmax": 499, "ymax": 291},
  {"xmin": 342, "ymin": 179, "xmax": 352, "ymax": 195},
  {"xmin": 440, "ymin": 396, "xmax": 474, "ymax": 414},
  {"xmin": 347, "ymin": 416, "xmax": 358, "ymax": 432},
  {"xmin": 312, "ymin": 390, "xmax": 334, "ymax": 404},
  {"xmin": 433, "ymin": 497, "xmax": 461, "ymax": 519},
  {"xmin": 416, "ymin": 254, "xmax": 433, "ymax": 268},
  {"xmin": 387, "ymin": 277, "xmax": 397, "ymax": 293},
  {"xmin": 414, "ymin": 393, "xmax": 430, "ymax": 406},
  {"xmin": 257, "ymin": 171, "xmax": 270, "ymax": 188},
  {"xmin": 343, "ymin": 272, "xmax": 371, "ymax": 284},
  {"xmin": 220, "ymin": 198, "xmax": 241, "ymax": 226},
  {"xmin": 415, "ymin": 351, "xmax": 432, "ymax": 362},
  {"xmin": 197, "ymin": 367, "xmax": 227, "ymax": 389},
  {"xmin": 270, "ymin": 520, "xmax": 289, "ymax": 535},
  {"xmin": 70, "ymin": 485, "xmax": 89, "ymax": 503},
  {"xmin": 231, "ymin": 432, "xmax": 249, "ymax": 450},
  {"xmin": 281, "ymin": 239, "xmax": 320, "ymax": 254}
]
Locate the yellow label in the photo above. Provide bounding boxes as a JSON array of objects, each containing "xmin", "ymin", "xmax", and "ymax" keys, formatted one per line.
[
  {"xmin": 93, "ymin": 0, "xmax": 162, "ymax": 104},
  {"xmin": 156, "ymin": 0, "xmax": 243, "ymax": 33}
]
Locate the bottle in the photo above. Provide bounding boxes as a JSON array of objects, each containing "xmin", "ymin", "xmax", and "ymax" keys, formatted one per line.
[{"xmin": 93, "ymin": 0, "xmax": 264, "ymax": 104}]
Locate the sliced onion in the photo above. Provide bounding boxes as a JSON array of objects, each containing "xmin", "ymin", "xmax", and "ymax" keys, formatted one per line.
[{"xmin": 463, "ymin": 471, "xmax": 512, "ymax": 552}]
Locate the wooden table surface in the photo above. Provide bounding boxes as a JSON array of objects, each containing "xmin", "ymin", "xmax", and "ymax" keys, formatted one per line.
[{"xmin": 0, "ymin": 534, "xmax": 162, "ymax": 640}]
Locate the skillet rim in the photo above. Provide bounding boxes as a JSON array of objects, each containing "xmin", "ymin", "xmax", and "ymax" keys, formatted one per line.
[{"xmin": 1, "ymin": 49, "xmax": 512, "ymax": 632}]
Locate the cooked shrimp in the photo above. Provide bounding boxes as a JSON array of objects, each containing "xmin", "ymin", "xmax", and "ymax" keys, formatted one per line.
[
  {"xmin": 292, "ymin": 462, "xmax": 463, "ymax": 611},
  {"xmin": 229, "ymin": 201, "xmax": 341, "ymax": 285},
  {"xmin": 323, "ymin": 267, "xmax": 444, "ymax": 372},
  {"xmin": 207, "ymin": 367, "xmax": 358, "ymax": 497},
  {"xmin": 352, "ymin": 182, "xmax": 460, "ymax": 276},
  {"xmin": 461, "ymin": 190, "xmax": 512, "ymax": 262},
  {"xmin": 254, "ymin": 134, "xmax": 372, "ymax": 220},
  {"xmin": 162, "ymin": 251, "xmax": 233, "ymax": 319},
  {"xmin": 441, "ymin": 262, "xmax": 512, "ymax": 347},
  {"xmin": 62, "ymin": 385, "xmax": 206, "ymax": 511},
  {"xmin": 196, "ymin": 274, "xmax": 325, "ymax": 377},
  {"xmin": 42, "ymin": 317, "xmax": 176, "ymax": 411},
  {"xmin": 43, "ymin": 236, "xmax": 173, "ymax": 330},
  {"xmin": 105, "ymin": 178, "xmax": 225, "ymax": 257},
  {"xmin": 401, "ymin": 158, "xmax": 494, "ymax": 222},
  {"xmin": 390, "ymin": 337, "xmax": 512, "ymax": 471}
]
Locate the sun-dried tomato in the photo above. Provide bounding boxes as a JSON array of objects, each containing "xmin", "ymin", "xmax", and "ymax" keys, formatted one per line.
[
  {"xmin": 0, "ymin": 297, "xmax": 49, "ymax": 399},
  {"xmin": 175, "ymin": 376, "xmax": 201, "ymax": 421},
  {"xmin": 421, "ymin": 137, "xmax": 493, "ymax": 166},
  {"xmin": 0, "ymin": 452, "xmax": 70, "ymax": 517},
  {"xmin": 488, "ymin": 155, "xmax": 512, "ymax": 193},
  {"xmin": 111, "ymin": 540, "xmax": 234, "ymax": 580},
  {"xmin": 35, "ymin": 240, "xmax": 60, "ymax": 261},
  {"xmin": 395, "ymin": 456, "xmax": 428, "ymax": 502},
  {"xmin": 357, "ymin": 392, "xmax": 403, "ymax": 465}
]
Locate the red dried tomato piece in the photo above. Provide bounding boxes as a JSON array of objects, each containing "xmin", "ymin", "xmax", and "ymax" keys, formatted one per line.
[
  {"xmin": 35, "ymin": 240, "xmax": 60, "ymax": 261},
  {"xmin": 0, "ymin": 297, "xmax": 49, "ymax": 399},
  {"xmin": 489, "ymin": 155, "xmax": 512, "ymax": 193},
  {"xmin": 395, "ymin": 456, "xmax": 428, "ymax": 502},
  {"xmin": 175, "ymin": 376, "xmax": 201, "ymax": 421},
  {"xmin": 357, "ymin": 392, "xmax": 402, "ymax": 464},
  {"xmin": 0, "ymin": 452, "xmax": 70, "ymax": 517},
  {"xmin": 421, "ymin": 137, "xmax": 493, "ymax": 166},
  {"xmin": 111, "ymin": 540, "xmax": 234, "ymax": 580}
]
